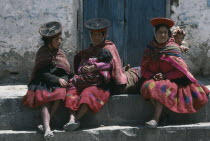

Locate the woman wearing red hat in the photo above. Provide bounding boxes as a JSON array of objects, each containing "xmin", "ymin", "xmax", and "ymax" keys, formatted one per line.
[
  {"xmin": 23, "ymin": 22, "xmax": 70, "ymax": 140},
  {"xmin": 140, "ymin": 17, "xmax": 209, "ymax": 128},
  {"xmin": 63, "ymin": 18, "xmax": 127, "ymax": 131}
]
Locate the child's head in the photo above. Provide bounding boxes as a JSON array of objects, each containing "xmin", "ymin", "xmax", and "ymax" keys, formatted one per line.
[
  {"xmin": 97, "ymin": 49, "xmax": 113, "ymax": 63},
  {"xmin": 172, "ymin": 26, "xmax": 186, "ymax": 45}
]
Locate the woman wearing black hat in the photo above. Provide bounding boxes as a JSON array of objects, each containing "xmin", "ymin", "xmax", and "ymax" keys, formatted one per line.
[
  {"xmin": 140, "ymin": 17, "xmax": 209, "ymax": 128},
  {"xmin": 23, "ymin": 21, "xmax": 70, "ymax": 140},
  {"xmin": 63, "ymin": 18, "xmax": 127, "ymax": 131}
]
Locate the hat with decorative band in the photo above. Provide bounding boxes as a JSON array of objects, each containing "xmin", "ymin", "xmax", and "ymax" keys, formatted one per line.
[
  {"xmin": 84, "ymin": 18, "xmax": 111, "ymax": 32},
  {"xmin": 150, "ymin": 17, "xmax": 174, "ymax": 28},
  {"xmin": 39, "ymin": 21, "xmax": 62, "ymax": 38}
]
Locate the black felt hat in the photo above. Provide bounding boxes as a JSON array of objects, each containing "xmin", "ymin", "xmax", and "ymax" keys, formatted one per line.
[
  {"xmin": 39, "ymin": 21, "xmax": 62, "ymax": 38},
  {"xmin": 84, "ymin": 18, "xmax": 111, "ymax": 32}
]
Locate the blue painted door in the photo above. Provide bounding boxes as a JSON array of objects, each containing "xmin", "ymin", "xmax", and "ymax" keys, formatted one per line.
[{"xmin": 82, "ymin": 0, "xmax": 166, "ymax": 67}]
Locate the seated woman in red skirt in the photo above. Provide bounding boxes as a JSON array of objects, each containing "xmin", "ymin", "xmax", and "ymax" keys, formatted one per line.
[
  {"xmin": 22, "ymin": 22, "xmax": 70, "ymax": 140},
  {"xmin": 140, "ymin": 17, "xmax": 210, "ymax": 128},
  {"xmin": 63, "ymin": 18, "xmax": 127, "ymax": 131}
]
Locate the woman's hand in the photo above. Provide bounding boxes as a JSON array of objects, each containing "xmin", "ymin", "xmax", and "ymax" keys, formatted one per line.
[
  {"xmin": 82, "ymin": 65, "xmax": 96, "ymax": 73},
  {"xmin": 153, "ymin": 73, "xmax": 165, "ymax": 81},
  {"xmin": 59, "ymin": 78, "xmax": 68, "ymax": 87}
]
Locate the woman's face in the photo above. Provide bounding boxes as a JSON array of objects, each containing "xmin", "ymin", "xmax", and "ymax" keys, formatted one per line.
[
  {"xmin": 155, "ymin": 26, "xmax": 169, "ymax": 43},
  {"xmin": 91, "ymin": 32, "xmax": 104, "ymax": 46},
  {"xmin": 50, "ymin": 35, "xmax": 62, "ymax": 49},
  {"xmin": 174, "ymin": 34, "xmax": 184, "ymax": 45}
]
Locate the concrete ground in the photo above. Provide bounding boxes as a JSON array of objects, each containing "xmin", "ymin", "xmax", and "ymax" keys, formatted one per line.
[{"xmin": 0, "ymin": 123, "xmax": 210, "ymax": 141}]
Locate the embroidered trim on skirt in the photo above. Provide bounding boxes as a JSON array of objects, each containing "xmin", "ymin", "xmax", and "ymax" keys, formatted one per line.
[
  {"xmin": 141, "ymin": 79, "xmax": 209, "ymax": 113},
  {"xmin": 65, "ymin": 86, "xmax": 110, "ymax": 113}
]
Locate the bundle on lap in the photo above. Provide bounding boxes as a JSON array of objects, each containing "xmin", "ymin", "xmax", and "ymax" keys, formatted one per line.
[{"xmin": 68, "ymin": 49, "xmax": 113, "ymax": 90}]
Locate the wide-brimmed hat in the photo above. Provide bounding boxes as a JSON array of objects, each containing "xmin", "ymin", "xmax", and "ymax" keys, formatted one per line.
[
  {"xmin": 150, "ymin": 17, "xmax": 174, "ymax": 28},
  {"xmin": 39, "ymin": 21, "xmax": 62, "ymax": 38},
  {"xmin": 84, "ymin": 18, "xmax": 111, "ymax": 32}
]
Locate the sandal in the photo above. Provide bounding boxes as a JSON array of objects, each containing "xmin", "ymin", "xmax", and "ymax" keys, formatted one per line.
[
  {"xmin": 44, "ymin": 131, "xmax": 54, "ymax": 141},
  {"xmin": 145, "ymin": 120, "xmax": 158, "ymax": 128},
  {"xmin": 37, "ymin": 125, "xmax": 44, "ymax": 133},
  {"xmin": 63, "ymin": 121, "xmax": 80, "ymax": 131}
]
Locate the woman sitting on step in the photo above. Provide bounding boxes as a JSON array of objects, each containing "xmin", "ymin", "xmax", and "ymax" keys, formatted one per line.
[
  {"xmin": 23, "ymin": 21, "xmax": 70, "ymax": 140},
  {"xmin": 140, "ymin": 17, "xmax": 210, "ymax": 128},
  {"xmin": 63, "ymin": 18, "xmax": 127, "ymax": 131}
]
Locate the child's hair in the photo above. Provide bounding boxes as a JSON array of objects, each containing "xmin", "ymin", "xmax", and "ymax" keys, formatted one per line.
[
  {"xmin": 172, "ymin": 26, "xmax": 186, "ymax": 37},
  {"xmin": 97, "ymin": 49, "xmax": 113, "ymax": 63}
]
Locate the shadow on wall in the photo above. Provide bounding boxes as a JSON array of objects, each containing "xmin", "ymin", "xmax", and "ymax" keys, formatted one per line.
[
  {"xmin": 171, "ymin": 0, "xmax": 179, "ymax": 7},
  {"xmin": 0, "ymin": 50, "xmax": 36, "ymax": 85},
  {"xmin": 0, "ymin": 49, "xmax": 75, "ymax": 85},
  {"xmin": 170, "ymin": 0, "xmax": 179, "ymax": 14}
]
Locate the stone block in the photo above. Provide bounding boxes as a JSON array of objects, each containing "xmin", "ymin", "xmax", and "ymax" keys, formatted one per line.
[
  {"xmin": 0, "ymin": 94, "xmax": 210, "ymax": 130},
  {"xmin": 0, "ymin": 123, "xmax": 210, "ymax": 141}
]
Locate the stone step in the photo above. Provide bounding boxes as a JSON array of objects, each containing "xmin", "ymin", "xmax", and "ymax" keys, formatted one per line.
[
  {"xmin": 0, "ymin": 85, "xmax": 210, "ymax": 130},
  {"xmin": 1, "ymin": 93, "xmax": 210, "ymax": 130},
  {"xmin": 0, "ymin": 123, "xmax": 210, "ymax": 141},
  {"xmin": 0, "ymin": 94, "xmax": 154, "ymax": 130}
]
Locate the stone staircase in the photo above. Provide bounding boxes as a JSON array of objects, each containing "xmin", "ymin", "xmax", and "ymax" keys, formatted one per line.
[{"xmin": 0, "ymin": 83, "xmax": 210, "ymax": 141}]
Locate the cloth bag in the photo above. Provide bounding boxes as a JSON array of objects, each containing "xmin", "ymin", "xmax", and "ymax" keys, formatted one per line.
[{"xmin": 115, "ymin": 65, "xmax": 142, "ymax": 94}]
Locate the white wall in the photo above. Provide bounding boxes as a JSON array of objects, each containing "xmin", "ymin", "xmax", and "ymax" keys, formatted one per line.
[
  {"xmin": 171, "ymin": 0, "xmax": 210, "ymax": 76},
  {"xmin": 0, "ymin": 0, "xmax": 79, "ymax": 83}
]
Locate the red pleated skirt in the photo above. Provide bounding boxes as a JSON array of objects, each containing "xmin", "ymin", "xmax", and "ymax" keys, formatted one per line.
[
  {"xmin": 23, "ymin": 83, "xmax": 66, "ymax": 108},
  {"xmin": 141, "ymin": 79, "xmax": 209, "ymax": 113},
  {"xmin": 65, "ymin": 86, "xmax": 110, "ymax": 113}
]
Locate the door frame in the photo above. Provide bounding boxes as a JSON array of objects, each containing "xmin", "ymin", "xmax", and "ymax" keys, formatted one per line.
[{"xmin": 78, "ymin": 0, "xmax": 171, "ymax": 50}]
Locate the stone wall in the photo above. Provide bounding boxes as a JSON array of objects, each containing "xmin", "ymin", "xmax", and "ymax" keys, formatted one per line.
[
  {"xmin": 0, "ymin": 0, "xmax": 80, "ymax": 84},
  {"xmin": 1, "ymin": 0, "xmax": 210, "ymax": 84},
  {"xmin": 171, "ymin": 0, "xmax": 210, "ymax": 76}
]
